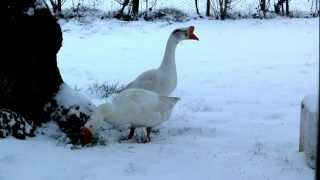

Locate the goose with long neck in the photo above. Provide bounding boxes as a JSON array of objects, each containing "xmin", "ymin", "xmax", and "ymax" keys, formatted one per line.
[
  {"xmin": 124, "ymin": 26, "xmax": 199, "ymax": 96},
  {"xmin": 80, "ymin": 88, "xmax": 180, "ymax": 144}
]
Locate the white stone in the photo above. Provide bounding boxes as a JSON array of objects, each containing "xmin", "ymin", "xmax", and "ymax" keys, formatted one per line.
[{"xmin": 299, "ymin": 94, "xmax": 319, "ymax": 169}]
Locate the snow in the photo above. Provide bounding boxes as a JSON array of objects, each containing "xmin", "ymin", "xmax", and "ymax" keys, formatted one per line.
[
  {"xmin": 24, "ymin": 7, "xmax": 35, "ymax": 16},
  {"xmin": 54, "ymin": 83, "xmax": 95, "ymax": 113},
  {"xmin": 0, "ymin": 18, "xmax": 318, "ymax": 180},
  {"xmin": 301, "ymin": 93, "xmax": 318, "ymax": 169},
  {"xmin": 34, "ymin": 0, "xmax": 48, "ymax": 9},
  {"xmin": 303, "ymin": 94, "xmax": 319, "ymax": 113}
]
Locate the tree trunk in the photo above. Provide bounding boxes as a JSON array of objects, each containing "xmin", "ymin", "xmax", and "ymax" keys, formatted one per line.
[
  {"xmin": 195, "ymin": 0, "xmax": 200, "ymax": 16},
  {"xmin": 5, "ymin": 0, "xmax": 64, "ymax": 124},
  {"xmin": 221, "ymin": 0, "xmax": 228, "ymax": 20},
  {"xmin": 132, "ymin": 0, "xmax": 139, "ymax": 17},
  {"xmin": 219, "ymin": 0, "xmax": 224, "ymax": 19},
  {"xmin": 206, "ymin": 0, "xmax": 211, "ymax": 16},
  {"xmin": 274, "ymin": 0, "xmax": 288, "ymax": 16},
  {"xmin": 49, "ymin": 0, "xmax": 57, "ymax": 13},
  {"xmin": 49, "ymin": 0, "xmax": 62, "ymax": 16},
  {"xmin": 57, "ymin": 0, "xmax": 62, "ymax": 12},
  {"xmin": 285, "ymin": 0, "xmax": 289, "ymax": 16},
  {"xmin": 316, "ymin": 0, "xmax": 319, "ymax": 15},
  {"xmin": 56, "ymin": 0, "xmax": 63, "ymax": 17},
  {"xmin": 145, "ymin": 0, "xmax": 148, "ymax": 18},
  {"xmin": 118, "ymin": 0, "xmax": 130, "ymax": 18},
  {"xmin": 260, "ymin": 0, "xmax": 266, "ymax": 17}
]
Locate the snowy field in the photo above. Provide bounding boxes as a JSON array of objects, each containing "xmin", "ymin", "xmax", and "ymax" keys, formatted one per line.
[{"xmin": 0, "ymin": 18, "xmax": 319, "ymax": 180}]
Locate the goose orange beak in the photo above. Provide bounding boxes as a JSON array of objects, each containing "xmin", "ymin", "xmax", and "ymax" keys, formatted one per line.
[
  {"xmin": 187, "ymin": 26, "xmax": 199, "ymax": 40},
  {"xmin": 80, "ymin": 127, "xmax": 92, "ymax": 145}
]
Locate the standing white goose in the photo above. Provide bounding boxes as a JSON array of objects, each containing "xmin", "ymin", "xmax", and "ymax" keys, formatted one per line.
[
  {"xmin": 124, "ymin": 26, "xmax": 199, "ymax": 96},
  {"xmin": 80, "ymin": 88, "xmax": 180, "ymax": 144}
]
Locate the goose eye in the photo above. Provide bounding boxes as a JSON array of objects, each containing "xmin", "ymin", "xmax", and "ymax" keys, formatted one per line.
[{"xmin": 173, "ymin": 29, "xmax": 181, "ymax": 34}]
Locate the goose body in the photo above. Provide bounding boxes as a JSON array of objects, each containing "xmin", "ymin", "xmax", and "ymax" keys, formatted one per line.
[
  {"xmin": 125, "ymin": 26, "xmax": 199, "ymax": 96},
  {"xmin": 82, "ymin": 88, "xmax": 179, "ymax": 143},
  {"xmin": 125, "ymin": 67, "xmax": 177, "ymax": 96}
]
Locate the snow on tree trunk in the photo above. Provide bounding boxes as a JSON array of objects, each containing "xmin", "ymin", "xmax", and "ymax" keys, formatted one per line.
[
  {"xmin": 43, "ymin": 84, "xmax": 95, "ymax": 144},
  {"xmin": 299, "ymin": 94, "xmax": 319, "ymax": 169}
]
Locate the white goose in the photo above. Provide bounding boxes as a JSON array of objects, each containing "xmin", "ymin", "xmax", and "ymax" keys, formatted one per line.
[
  {"xmin": 80, "ymin": 88, "xmax": 180, "ymax": 144},
  {"xmin": 124, "ymin": 26, "xmax": 199, "ymax": 96}
]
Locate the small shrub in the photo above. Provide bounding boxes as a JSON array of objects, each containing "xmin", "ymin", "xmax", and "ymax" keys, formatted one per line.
[
  {"xmin": 87, "ymin": 82, "xmax": 125, "ymax": 98},
  {"xmin": 62, "ymin": 7, "xmax": 106, "ymax": 20},
  {"xmin": 143, "ymin": 7, "xmax": 189, "ymax": 22}
]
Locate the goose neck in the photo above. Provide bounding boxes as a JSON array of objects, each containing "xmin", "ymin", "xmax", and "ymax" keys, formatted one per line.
[{"xmin": 160, "ymin": 35, "xmax": 178, "ymax": 70}]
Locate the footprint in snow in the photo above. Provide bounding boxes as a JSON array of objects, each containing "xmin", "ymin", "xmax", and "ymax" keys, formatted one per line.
[{"xmin": 264, "ymin": 113, "xmax": 284, "ymax": 120}]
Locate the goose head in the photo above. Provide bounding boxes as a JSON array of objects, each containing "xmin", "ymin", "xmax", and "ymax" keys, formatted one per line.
[
  {"xmin": 80, "ymin": 103, "xmax": 113, "ymax": 145},
  {"xmin": 172, "ymin": 26, "xmax": 199, "ymax": 42},
  {"xmin": 80, "ymin": 117, "xmax": 102, "ymax": 144},
  {"xmin": 80, "ymin": 126, "xmax": 92, "ymax": 145}
]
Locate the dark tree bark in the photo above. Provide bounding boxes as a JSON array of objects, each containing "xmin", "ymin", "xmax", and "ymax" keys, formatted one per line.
[
  {"xmin": 260, "ymin": 0, "xmax": 266, "ymax": 17},
  {"xmin": 274, "ymin": 0, "xmax": 289, "ymax": 16},
  {"xmin": 285, "ymin": 0, "xmax": 289, "ymax": 16},
  {"xmin": 195, "ymin": 0, "xmax": 201, "ymax": 16},
  {"xmin": 56, "ymin": 0, "xmax": 62, "ymax": 17},
  {"xmin": 132, "ymin": 0, "xmax": 140, "ymax": 17},
  {"xmin": 145, "ymin": 0, "xmax": 149, "ymax": 19},
  {"xmin": 57, "ymin": 0, "xmax": 62, "ymax": 12},
  {"xmin": 224, "ymin": 0, "xmax": 229, "ymax": 19},
  {"xmin": 220, "ymin": 0, "xmax": 229, "ymax": 20},
  {"xmin": 206, "ymin": 0, "xmax": 211, "ymax": 16},
  {"xmin": 4, "ymin": 0, "xmax": 63, "ymax": 124},
  {"xmin": 219, "ymin": 0, "xmax": 224, "ymax": 19},
  {"xmin": 217, "ymin": 0, "xmax": 229, "ymax": 20},
  {"xmin": 116, "ymin": 0, "xmax": 130, "ymax": 19},
  {"xmin": 4, "ymin": 0, "xmax": 95, "ymax": 144},
  {"xmin": 49, "ymin": 0, "xmax": 63, "ymax": 17}
]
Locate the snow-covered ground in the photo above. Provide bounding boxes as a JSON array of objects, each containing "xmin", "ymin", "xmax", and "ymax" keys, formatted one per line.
[{"xmin": 0, "ymin": 18, "xmax": 318, "ymax": 180}]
